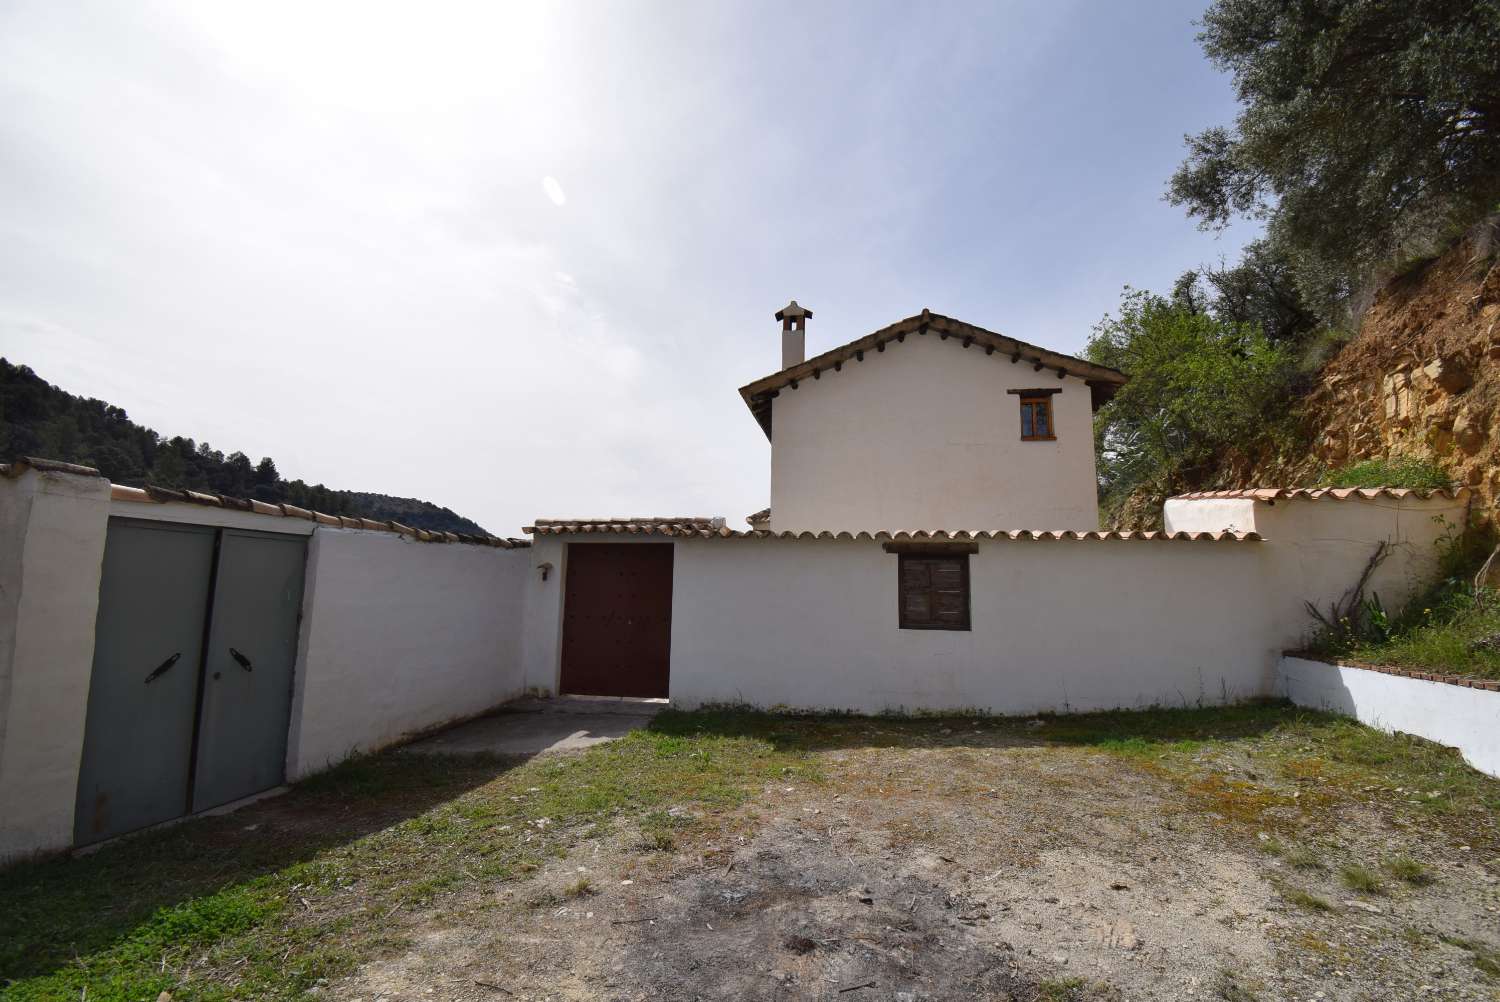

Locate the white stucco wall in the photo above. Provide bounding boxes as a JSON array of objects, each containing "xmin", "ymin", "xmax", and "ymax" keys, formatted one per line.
[
  {"xmin": 767, "ymin": 335, "xmax": 1100, "ymax": 531},
  {"xmin": 518, "ymin": 535, "xmax": 566, "ymax": 696},
  {"xmin": 0, "ymin": 469, "xmax": 110, "ymax": 863},
  {"xmin": 1166, "ymin": 494, "xmax": 1466, "ymax": 650},
  {"xmin": 667, "ymin": 537, "xmax": 1275, "ymax": 714},
  {"xmin": 1162, "ymin": 498, "xmax": 1259, "ymax": 535},
  {"xmin": 1280, "ymin": 656, "xmax": 1500, "ymax": 778},
  {"xmin": 285, "ymin": 527, "xmax": 532, "ymax": 779}
]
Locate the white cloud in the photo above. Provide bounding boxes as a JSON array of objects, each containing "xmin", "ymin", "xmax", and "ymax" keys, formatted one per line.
[{"xmin": 0, "ymin": 0, "xmax": 1250, "ymax": 535}]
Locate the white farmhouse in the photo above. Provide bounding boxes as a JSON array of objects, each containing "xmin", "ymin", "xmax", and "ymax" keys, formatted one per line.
[
  {"xmin": 0, "ymin": 304, "xmax": 1477, "ymax": 862},
  {"xmin": 739, "ymin": 302, "xmax": 1127, "ymax": 532}
]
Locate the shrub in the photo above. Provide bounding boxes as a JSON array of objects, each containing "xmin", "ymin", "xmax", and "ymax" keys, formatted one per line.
[{"xmin": 1088, "ymin": 289, "xmax": 1297, "ymax": 517}]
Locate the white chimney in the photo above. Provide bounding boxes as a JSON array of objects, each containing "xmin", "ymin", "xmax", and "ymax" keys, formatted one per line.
[{"xmin": 775, "ymin": 300, "xmax": 811, "ymax": 369}]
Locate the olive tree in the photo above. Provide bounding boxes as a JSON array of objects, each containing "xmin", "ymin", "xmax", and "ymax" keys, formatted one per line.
[{"xmin": 1170, "ymin": 0, "xmax": 1500, "ymax": 313}]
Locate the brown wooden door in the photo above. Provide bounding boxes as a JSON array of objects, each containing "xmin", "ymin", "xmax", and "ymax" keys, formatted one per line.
[{"xmin": 559, "ymin": 543, "xmax": 674, "ymax": 697}]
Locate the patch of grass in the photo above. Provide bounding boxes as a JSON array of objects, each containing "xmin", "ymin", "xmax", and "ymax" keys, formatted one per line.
[
  {"xmin": 1384, "ymin": 856, "xmax": 1435, "ymax": 886},
  {"xmin": 5, "ymin": 703, "xmax": 1499, "ymax": 1001},
  {"xmin": 640, "ymin": 830, "xmax": 677, "ymax": 852},
  {"xmin": 1269, "ymin": 713, "xmax": 1500, "ymax": 831},
  {"xmin": 1039, "ymin": 976, "xmax": 1089, "ymax": 1001},
  {"xmin": 1283, "ymin": 847, "xmax": 1324, "ymax": 870},
  {"xmin": 652, "ymin": 701, "xmax": 1291, "ymax": 759},
  {"xmin": 1347, "ymin": 599, "xmax": 1500, "ymax": 681},
  {"xmin": 1311, "ymin": 519, "xmax": 1500, "ymax": 681},
  {"xmin": 638, "ymin": 807, "xmax": 695, "ymax": 852},
  {"xmin": 1317, "ymin": 457, "xmax": 1454, "ymax": 491},
  {"xmin": 1340, "ymin": 863, "xmax": 1384, "ymax": 895},
  {"xmin": 0, "ymin": 722, "xmax": 817, "ymax": 1000},
  {"xmin": 1282, "ymin": 887, "xmax": 1334, "ymax": 912},
  {"xmin": 1180, "ymin": 772, "xmax": 1307, "ymax": 831},
  {"xmin": 564, "ymin": 875, "xmax": 595, "ymax": 897}
]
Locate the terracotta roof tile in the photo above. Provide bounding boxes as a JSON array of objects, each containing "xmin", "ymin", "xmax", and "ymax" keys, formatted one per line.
[
  {"xmin": 746, "ymin": 507, "xmax": 771, "ymax": 526},
  {"xmin": 1171, "ymin": 486, "xmax": 1467, "ymax": 503},
  {"xmin": 524, "ymin": 521, "xmax": 1259, "ymax": 542}
]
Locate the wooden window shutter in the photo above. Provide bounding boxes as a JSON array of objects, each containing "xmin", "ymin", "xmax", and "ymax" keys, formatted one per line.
[{"xmin": 898, "ymin": 554, "xmax": 971, "ymax": 631}]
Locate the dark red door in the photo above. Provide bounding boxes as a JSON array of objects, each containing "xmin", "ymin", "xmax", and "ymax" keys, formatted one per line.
[{"xmin": 559, "ymin": 543, "xmax": 674, "ymax": 697}]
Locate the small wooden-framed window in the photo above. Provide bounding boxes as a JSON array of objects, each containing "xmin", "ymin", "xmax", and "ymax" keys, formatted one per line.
[
  {"xmin": 1007, "ymin": 387, "xmax": 1059, "ymax": 441},
  {"xmin": 892, "ymin": 549, "xmax": 972, "ymax": 631}
]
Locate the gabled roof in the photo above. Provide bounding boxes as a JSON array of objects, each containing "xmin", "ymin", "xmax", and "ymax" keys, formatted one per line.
[{"xmin": 737, "ymin": 309, "xmax": 1128, "ymax": 440}]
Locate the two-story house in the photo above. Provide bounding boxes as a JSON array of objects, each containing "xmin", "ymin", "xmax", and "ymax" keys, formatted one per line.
[{"xmin": 739, "ymin": 302, "xmax": 1127, "ymax": 531}]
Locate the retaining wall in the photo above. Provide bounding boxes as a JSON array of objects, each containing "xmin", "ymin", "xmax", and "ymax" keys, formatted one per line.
[{"xmin": 1280, "ymin": 655, "xmax": 1500, "ymax": 778}]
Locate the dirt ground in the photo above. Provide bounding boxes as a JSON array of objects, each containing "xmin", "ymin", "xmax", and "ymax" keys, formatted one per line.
[{"xmin": 332, "ymin": 727, "xmax": 1500, "ymax": 1002}]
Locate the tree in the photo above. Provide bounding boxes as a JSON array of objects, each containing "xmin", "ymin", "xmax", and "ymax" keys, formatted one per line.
[
  {"xmin": 151, "ymin": 445, "xmax": 185, "ymax": 486},
  {"xmin": 252, "ymin": 456, "xmax": 283, "ymax": 502},
  {"xmin": 1, "ymin": 358, "xmax": 488, "ymax": 533},
  {"xmin": 1180, "ymin": 240, "xmax": 1322, "ymax": 343},
  {"xmin": 1087, "ymin": 289, "xmax": 1295, "ymax": 508},
  {"xmin": 1169, "ymin": 0, "xmax": 1500, "ymax": 317},
  {"xmin": 221, "ymin": 451, "xmax": 254, "ymax": 496}
]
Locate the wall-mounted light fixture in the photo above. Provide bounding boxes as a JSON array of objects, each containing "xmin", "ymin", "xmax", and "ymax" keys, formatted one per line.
[{"xmin": 536, "ymin": 561, "xmax": 554, "ymax": 582}]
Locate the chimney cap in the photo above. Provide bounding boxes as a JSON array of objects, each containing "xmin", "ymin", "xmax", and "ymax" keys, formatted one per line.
[{"xmin": 774, "ymin": 300, "xmax": 812, "ymax": 321}]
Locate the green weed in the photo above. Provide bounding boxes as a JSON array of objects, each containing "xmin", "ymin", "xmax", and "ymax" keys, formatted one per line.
[
  {"xmin": 1282, "ymin": 887, "xmax": 1334, "ymax": 912},
  {"xmin": 1283, "ymin": 847, "xmax": 1324, "ymax": 870},
  {"xmin": 1384, "ymin": 856, "xmax": 1435, "ymax": 886},
  {"xmin": 1340, "ymin": 864, "xmax": 1384, "ymax": 894}
]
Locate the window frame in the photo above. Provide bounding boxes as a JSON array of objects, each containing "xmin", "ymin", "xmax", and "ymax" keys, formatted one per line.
[
  {"xmin": 1007, "ymin": 387, "xmax": 1060, "ymax": 442},
  {"xmin": 893, "ymin": 550, "xmax": 972, "ymax": 632}
]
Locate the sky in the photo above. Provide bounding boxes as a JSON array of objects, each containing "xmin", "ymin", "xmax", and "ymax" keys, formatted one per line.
[{"xmin": 0, "ymin": 0, "xmax": 1254, "ymax": 535}]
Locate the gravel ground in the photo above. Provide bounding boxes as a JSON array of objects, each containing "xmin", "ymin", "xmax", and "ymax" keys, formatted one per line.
[{"xmin": 336, "ymin": 725, "xmax": 1500, "ymax": 1002}]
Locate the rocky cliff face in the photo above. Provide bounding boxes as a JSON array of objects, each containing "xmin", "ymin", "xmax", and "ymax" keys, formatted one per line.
[
  {"xmin": 1200, "ymin": 222, "xmax": 1500, "ymax": 526},
  {"xmin": 1293, "ymin": 227, "xmax": 1499, "ymax": 518}
]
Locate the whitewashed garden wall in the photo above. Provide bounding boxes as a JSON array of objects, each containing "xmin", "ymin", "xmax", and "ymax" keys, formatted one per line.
[
  {"xmin": 0, "ymin": 462, "xmax": 1479, "ymax": 860},
  {"xmin": 0, "ymin": 463, "xmax": 533, "ymax": 862}
]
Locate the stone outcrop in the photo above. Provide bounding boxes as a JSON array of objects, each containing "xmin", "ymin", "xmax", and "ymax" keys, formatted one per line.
[
  {"xmin": 1105, "ymin": 221, "xmax": 1500, "ymax": 532},
  {"xmin": 1293, "ymin": 230, "xmax": 1500, "ymax": 522},
  {"xmin": 1215, "ymin": 223, "xmax": 1500, "ymax": 527}
]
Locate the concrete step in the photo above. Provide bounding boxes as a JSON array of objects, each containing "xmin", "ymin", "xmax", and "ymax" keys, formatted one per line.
[{"xmin": 504, "ymin": 694, "xmax": 667, "ymax": 717}]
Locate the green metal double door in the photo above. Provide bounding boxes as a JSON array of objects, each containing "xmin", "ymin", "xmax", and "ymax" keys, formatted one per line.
[{"xmin": 74, "ymin": 519, "xmax": 308, "ymax": 846}]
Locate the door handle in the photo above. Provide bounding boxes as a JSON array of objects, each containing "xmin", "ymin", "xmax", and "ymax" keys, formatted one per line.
[
  {"xmin": 144, "ymin": 652, "xmax": 181, "ymax": 684},
  {"xmin": 229, "ymin": 647, "xmax": 253, "ymax": 672}
]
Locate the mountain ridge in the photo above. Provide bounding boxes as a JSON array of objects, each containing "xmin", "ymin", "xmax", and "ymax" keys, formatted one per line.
[{"xmin": 0, "ymin": 358, "xmax": 490, "ymax": 536}]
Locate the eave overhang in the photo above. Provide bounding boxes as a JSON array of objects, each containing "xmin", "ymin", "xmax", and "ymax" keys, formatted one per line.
[{"xmin": 736, "ymin": 309, "xmax": 1128, "ymax": 441}]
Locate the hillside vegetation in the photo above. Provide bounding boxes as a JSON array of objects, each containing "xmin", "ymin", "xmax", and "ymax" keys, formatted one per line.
[
  {"xmin": 1090, "ymin": 0, "xmax": 1500, "ymax": 531},
  {"xmin": 0, "ymin": 359, "xmax": 489, "ymax": 535},
  {"xmin": 1086, "ymin": 0, "xmax": 1500, "ymax": 671}
]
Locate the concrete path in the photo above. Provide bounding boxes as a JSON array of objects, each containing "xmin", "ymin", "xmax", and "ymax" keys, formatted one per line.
[{"xmin": 404, "ymin": 696, "xmax": 665, "ymax": 757}]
